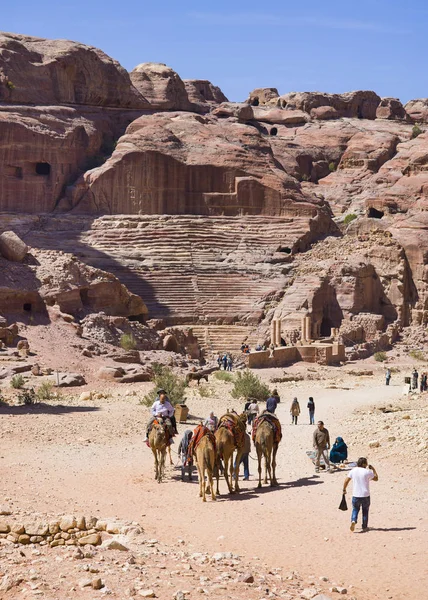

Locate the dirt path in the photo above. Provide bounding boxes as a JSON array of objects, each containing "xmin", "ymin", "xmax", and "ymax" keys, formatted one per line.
[{"xmin": 1, "ymin": 376, "xmax": 427, "ymax": 600}]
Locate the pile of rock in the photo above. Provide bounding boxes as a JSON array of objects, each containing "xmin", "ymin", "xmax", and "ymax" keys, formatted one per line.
[{"xmin": 0, "ymin": 514, "xmax": 140, "ymax": 548}]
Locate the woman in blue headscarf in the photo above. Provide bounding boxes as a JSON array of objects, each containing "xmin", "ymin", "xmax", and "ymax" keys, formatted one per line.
[{"xmin": 329, "ymin": 437, "xmax": 348, "ymax": 464}]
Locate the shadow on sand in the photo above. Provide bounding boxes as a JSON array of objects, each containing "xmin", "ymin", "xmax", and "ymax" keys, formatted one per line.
[{"xmin": 0, "ymin": 402, "xmax": 101, "ymax": 415}]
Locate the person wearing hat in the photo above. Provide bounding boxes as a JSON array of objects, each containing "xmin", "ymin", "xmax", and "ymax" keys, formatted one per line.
[{"xmin": 144, "ymin": 389, "xmax": 176, "ymax": 442}]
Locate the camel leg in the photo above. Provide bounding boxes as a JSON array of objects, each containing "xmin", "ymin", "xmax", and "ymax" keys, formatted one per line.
[
  {"xmin": 167, "ymin": 445, "xmax": 173, "ymax": 466},
  {"xmin": 202, "ymin": 459, "xmax": 207, "ymax": 502},
  {"xmin": 159, "ymin": 449, "xmax": 166, "ymax": 483},
  {"xmin": 215, "ymin": 458, "xmax": 220, "ymax": 496},
  {"xmin": 272, "ymin": 444, "xmax": 278, "ymax": 486},
  {"xmin": 257, "ymin": 446, "xmax": 263, "ymax": 488},
  {"xmin": 234, "ymin": 449, "xmax": 243, "ymax": 493},
  {"xmin": 265, "ymin": 447, "xmax": 273, "ymax": 485},
  {"xmin": 208, "ymin": 463, "xmax": 216, "ymax": 501},
  {"xmin": 152, "ymin": 448, "xmax": 159, "ymax": 481},
  {"xmin": 223, "ymin": 455, "xmax": 233, "ymax": 494},
  {"xmin": 197, "ymin": 461, "xmax": 203, "ymax": 498}
]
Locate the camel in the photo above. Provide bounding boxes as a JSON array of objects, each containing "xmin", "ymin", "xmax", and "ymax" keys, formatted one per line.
[
  {"xmin": 215, "ymin": 413, "xmax": 246, "ymax": 494},
  {"xmin": 254, "ymin": 418, "xmax": 280, "ymax": 488},
  {"xmin": 149, "ymin": 420, "xmax": 169, "ymax": 483},
  {"xmin": 194, "ymin": 434, "xmax": 217, "ymax": 502}
]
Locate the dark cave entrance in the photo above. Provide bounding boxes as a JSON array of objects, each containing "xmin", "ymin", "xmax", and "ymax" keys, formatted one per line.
[
  {"xmin": 35, "ymin": 162, "xmax": 51, "ymax": 176},
  {"xmin": 320, "ymin": 316, "xmax": 333, "ymax": 337},
  {"xmin": 368, "ymin": 207, "xmax": 384, "ymax": 219}
]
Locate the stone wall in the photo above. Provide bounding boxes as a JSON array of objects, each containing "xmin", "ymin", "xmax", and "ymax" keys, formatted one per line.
[
  {"xmin": 0, "ymin": 514, "xmax": 140, "ymax": 548},
  {"xmin": 247, "ymin": 343, "xmax": 345, "ymax": 368}
]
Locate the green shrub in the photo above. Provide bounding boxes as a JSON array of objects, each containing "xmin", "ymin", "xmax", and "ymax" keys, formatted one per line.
[
  {"xmin": 11, "ymin": 374, "xmax": 25, "ymax": 389},
  {"xmin": 214, "ymin": 371, "xmax": 234, "ymax": 382},
  {"xmin": 141, "ymin": 365, "xmax": 188, "ymax": 407},
  {"xmin": 411, "ymin": 124, "xmax": 422, "ymax": 139},
  {"xmin": 231, "ymin": 370, "xmax": 270, "ymax": 402},
  {"xmin": 300, "ymin": 173, "xmax": 310, "ymax": 182},
  {"xmin": 6, "ymin": 80, "xmax": 15, "ymax": 90},
  {"xmin": 18, "ymin": 388, "xmax": 37, "ymax": 405},
  {"xmin": 374, "ymin": 352, "xmax": 387, "ymax": 362},
  {"xmin": 198, "ymin": 384, "xmax": 214, "ymax": 398},
  {"xmin": 120, "ymin": 333, "xmax": 137, "ymax": 351},
  {"xmin": 343, "ymin": 213, "xmax": 357, "ymax": 225},
  {"xmin": 409, "ymin": 349, "xmax": 425, "ymax": 361},
  {"xmin": 37, "ymin": 381, "xmax": 56, "ymax": 402},
  {"xmin": 328, "ymin": 161, "xmax": 337, "ymax": 172}
]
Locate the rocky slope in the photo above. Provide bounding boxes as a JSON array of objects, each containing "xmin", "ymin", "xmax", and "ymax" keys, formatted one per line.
[{"xmin": 0, "ymin": 31, "xmax": 427, "ymax": 353}]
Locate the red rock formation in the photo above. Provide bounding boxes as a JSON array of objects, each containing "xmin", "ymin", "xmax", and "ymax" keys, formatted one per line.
[
  {"xmin": 63, "ymin": 111, "xmax": 321, "ymax": 216},
  {"xmin": 0, "ymin": 32, "xmax": 148, "ymax": 108},
  {"xmin": 129, "ymin": 63, "xmax": 192, "ymax": 111},
  {"xmin": 279, "ymin": 90, "xmax": 381, "ymax": 120},
  {"xmin": 184, "ymin": 79, "xmax": 228, "ymax": 111},
  {"xmin": 376, "ymin": 97, "xmax": 409, "ymax": 121},
  {"xmin": 247, "ymin": 88, "xmax": 279, "ymax": 106},
  {"xmin": 404, "ymin": 99, "xmax": 428, "ymax": 123}
]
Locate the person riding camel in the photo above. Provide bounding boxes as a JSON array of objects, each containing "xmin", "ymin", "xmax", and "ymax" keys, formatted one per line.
[{"xmin": 144, "ymin": 389, "xmax": 176, "ymax": 442}]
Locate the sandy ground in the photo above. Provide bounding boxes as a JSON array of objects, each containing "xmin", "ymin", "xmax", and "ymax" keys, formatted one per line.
[{"xmin": 1, "ymin": 363, "xmax": 427, "ymax": 600}]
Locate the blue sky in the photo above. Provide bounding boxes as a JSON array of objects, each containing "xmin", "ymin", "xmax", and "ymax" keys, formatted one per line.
[{"xmin": 2, "ymin": 0, "xmax": 427, "ymax": 103}]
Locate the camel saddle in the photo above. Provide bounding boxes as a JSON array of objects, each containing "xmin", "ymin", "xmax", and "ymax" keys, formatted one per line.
[
  {"xmin": 218, "ymin": 412, "xmax": 246, "ymax": 449},
  {"xmin": 186, "ymin": 424, "xmax": 217, "ymax": 465},
  {"xmin": 252, "ymin": 412, "xmax": 282, "ymax": 444}
]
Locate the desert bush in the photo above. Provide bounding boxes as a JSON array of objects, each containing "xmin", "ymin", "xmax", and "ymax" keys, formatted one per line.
[
  {"xmin": 11, "ymin": 374, "xmax": 25, "ymax": 389},
  {"xmin": 120, "ymin": 333, "xmax": 137, "ymax": 351},
  {"xmin": 37, "ymin": 381, "xmax": 57, "ymax": 402},
  {"xmin": 214, "ymin": 371, "xmax": 234, "ymax": 382},
  {"xmin": 198, "ymin": 384, "xmax": 214, "ymax": 398},
  {"xmin": 141, "ymin": 365, "xmax": 188, "ymax": 407},
  {"xmin": 411, "ymin": 124, "xmax": 422, "ymax": 139},
  {"xmin": 344, "ymin": 213, "xmax": 357, "ymax": 225},
  {"xmin": 374, "ymin": 352, "xmax": 387, "ymax": 362},
  {"xmin": 300, "ymin": 173, "xmax": 310, "ymax": 182},
  {"xmin": 18, "ymin": 388, "xmax": 37, "ymax": 405},
  {"xmin": 328, "ymin": 161, "xmax": 337, "ymax": 172},
  {"xmin": 6, "ymin": 80, "xmax": 15, "ymax": 90},
  {"xmin": 231, "ymin": 370, "xmax": 270, "ymax": 402},
  {"xmin": 409, "ymin": 349, "xmax": 425, "ymax": 361}
]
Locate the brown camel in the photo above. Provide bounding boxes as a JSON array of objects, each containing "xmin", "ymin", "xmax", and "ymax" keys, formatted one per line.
[
  {"xmin": 149, "ymin": 421, "xmax": 169, "ymax": 483},
  {"xmin": 254, "ymin": 419, "xmax": 280, "ymax": 488},
  {"xmin": 194, "ymin": 435, "xmax": 217, "ymax": 502},
  {"xmin": 215, "ymin": 413, "xmax": 246, "ymax": 494}
]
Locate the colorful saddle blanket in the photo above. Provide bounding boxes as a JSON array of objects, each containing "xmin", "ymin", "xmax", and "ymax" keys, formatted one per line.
[
  {"xmin": 187, "ymin": 424, "xmax": 217, "ymax": 465},
  {"xmin": 218, "ymin": 413, "xmax": 246, "ymax": 448},
  {"xmin": 252, "ymin": 412, "xmax": 282, "ymax": 444}
]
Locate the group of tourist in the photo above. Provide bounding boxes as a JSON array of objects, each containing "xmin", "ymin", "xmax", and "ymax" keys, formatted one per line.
[
  {"xmin": 145, "ymin": 385, "xmax": 378, "ymax": 532},
  {"xmin": 386, "ymin": 367, "xmax": 428, "ymax": 392},
  {"xmin": 217, "ymin": 354, "xmax": 233, "ymax": 371}
]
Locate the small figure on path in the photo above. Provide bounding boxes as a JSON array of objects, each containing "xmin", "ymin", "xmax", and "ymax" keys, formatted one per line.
[
  {"xmin": 247, "ymin": 398, "xmax": 259, "ymax": 425},
  {"xmin": 412, "ymin": 368, "xmax": 419, "ymax": 390},
  {"xmin": 222, "ymin": 354, "xmax": 228, "ymax": 370},
  {"xmin": 420, "ymin": 372, "xmax": 427, "ymax": 392},
  {"xmin": 307, "ymin": 396, "xmax": 315, "ymax": 424},
  {"xmin": 385, "ymin": 368, "xmax": 391, "ymax": 386},
  {"xmin": 266, "ymin": 393, "xmax": 278, "ymax": 414},
  {"xmin": 204, "ymin": 411, "xmax": 218, "ymax": 432},
  {"xmin": 226, "ymin": 355, "xmax": 233, "ymax": 371},
  {"xmin": 178, "ymin": 430, "xmax": 193, "ymax": 481},
  {"xmin": 343, "ymin": 457, "xmax": 379, "ymax": 532},
  {"xmin": 290, "ymin": 397, "xmax": 300, "ymax": 425},
  {"xmin": 313, "ymin": 421, "xmax": 331, "ymax": 473},
  {"xmin": 330, "ymin": 436, "xmax": 348, "ymax": 464}
]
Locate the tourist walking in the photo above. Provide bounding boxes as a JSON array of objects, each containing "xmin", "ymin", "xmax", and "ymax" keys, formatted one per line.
[
  {"xmin": 290, "ymin": 397, "xmax": 300, "ymax": 424},
  {"xmin": 307, "ymin": 396, "xmax": 315, "ymax": 424},
  {"xmin": 222, "ymin": 354, "xmax": 228, "ymax": 370},
  {"xmin": 226, "ymin": 355, "xmax": 233, "ymax": 371},
  {"xmin": 266, "ymin": 393, "xmax": 278, "ymax": 413},
  {"xmin": 385, "ymin": 368, "xmax": 391, "ymax": 386},
  {"xmin": 247, "ymin": 398, "xmax": 259, "ymax": 425},
  {"xmin": 178, "ymin": 430, "xmax": 193, "ymax": 481},
  {"xmin": 343, "ymin": 457, "xmax": 379, "ymax": 532},
  {"xmin": 420, "ymin": 372, "xmax": 427, "ymax": 392},
  {"xmin": 313, "ymin": 421, "xmax": 331, "ymax": 473},
  {"xmin": 412, "ymin": 368, "xmax": 418, "ymax": 390},
  {"xmin": 235, "ymin": 431, "xmax": 251, "ymax": 481}
]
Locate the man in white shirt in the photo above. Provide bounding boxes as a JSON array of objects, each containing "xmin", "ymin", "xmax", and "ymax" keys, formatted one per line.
[
  {"xmin": 144, "ymin": 389, "xmax": 175, "ymax": 441},
  {"xmin": 343, "ymin": 457, "xmax": 379, "ymax": 531}
]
